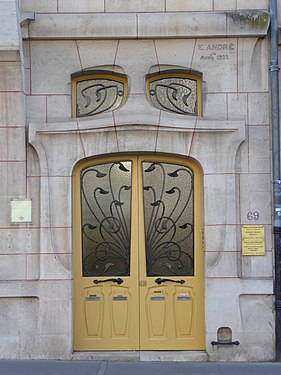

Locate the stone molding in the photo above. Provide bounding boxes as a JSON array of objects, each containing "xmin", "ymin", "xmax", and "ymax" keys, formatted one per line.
[{"xmin": 22, "ymin": 10, "xmax": 270, "ymax": 40}]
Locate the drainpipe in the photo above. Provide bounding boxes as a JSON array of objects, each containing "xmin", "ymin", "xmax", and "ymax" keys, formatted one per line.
[{"xmin": 270, "ymin": 0, "xmax": 281, "ymax": 362}]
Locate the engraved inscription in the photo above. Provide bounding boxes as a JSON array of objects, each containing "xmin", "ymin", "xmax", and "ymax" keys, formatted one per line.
[{"xmin": 198, "ymin": 42, "xmax": 236, "ymax": 62}]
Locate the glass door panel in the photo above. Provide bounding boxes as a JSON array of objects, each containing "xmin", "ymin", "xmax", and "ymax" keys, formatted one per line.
[
  {"xmin": 142, "ymin": 162, "xmax": 194, "ymax": 277},
  {"xmin": 81, "ymin": 161, "xmax": 132, "ymax": 277}
]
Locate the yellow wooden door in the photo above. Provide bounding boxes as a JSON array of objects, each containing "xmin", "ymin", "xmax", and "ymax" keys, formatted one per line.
[{"xmin": 73, "ymin": 155, "xmax": 205, "ymax": 351}]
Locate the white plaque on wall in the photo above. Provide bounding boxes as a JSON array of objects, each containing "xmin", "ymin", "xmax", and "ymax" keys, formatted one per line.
[{"xmin": 11, "ymin": 200, "xmax": 32, "ymax": 224}]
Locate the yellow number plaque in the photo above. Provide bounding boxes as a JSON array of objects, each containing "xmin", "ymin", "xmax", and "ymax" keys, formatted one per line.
[{"xmin": 242, "ymin": 225, "xmax": 265, "ymax": 256}]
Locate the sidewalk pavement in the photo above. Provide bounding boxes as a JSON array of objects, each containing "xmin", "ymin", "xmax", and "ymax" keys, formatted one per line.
[{"xmin": 1, "ymin": 360, "xmax": 281, "ymax": 375}]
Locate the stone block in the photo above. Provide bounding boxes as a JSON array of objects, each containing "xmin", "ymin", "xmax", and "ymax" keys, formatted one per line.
[
  {"xmin": 0, "ymin": 228, "xmax": 39, "ymax": 254},
  {"xmin": 0, "ymin": 254, "xmax": 26, "ymax": 280},
  {"xmin": 191, "ymin": 132, "xmax": 239, "ymax": 174},
  {"xmin": 22, "ymin": 40, "xmax": 30, "ymax": 68},
  {"xmin": 105, "ymin": 0, "xmax": 165, "ymax": 12},
  {"xmin": 46, "ymin": 95, "xmax": 71, "ymax": 122},
  {"xmin": 47, "ymin": 176, "xmax": 72, "ymax": 227},
  {"xmin": 192, "ymin": 38, "xmax": 237, "ymax": 92},
  {"xmin": 204, "ymin": 174, "xmax": 237, "ymax": 225},
  {"xmin": 113, "ymin": 94, "xmax": 160, "ymax": 126},
  {"xmin": 20, "ymin": 0, "xmax": 58, "ymax": 13},
  {"xmin": 214, "ymin": 0, "xmax": 237, "ymax": 10},
  {"xmin": 37, "ymin": 299, "xmax": 72, "ymax": 335},
  {"xmin": 166, "ymin": 0, "xmax": 212, "ymax": 11},
  {"xmin": 0, "ymin": 128, "xmax": 25, "ymax": 161},
  {"xmin": 39, "ymin": 227, "xmax": 72, "ymax": 254},
  {"xmin": 205, "ymin": 251, "xmax": 238, "ymax": 277},
  {"xmin": 26, "ymin": 254, "xmax": 40, "ymax": 280},
  {"xmin": 227, "ymin": 93, "xmax": 247, "ymax": 121},
  {"xmin": 248, "ymin": 125, "xmax": 270, "ymax": 173},
  {"xmin": 154, "ymin": 39, "xmax": 196, "ymax": 67},
  {"xmin": 0, "ymin": 50, "xmax": 19, "ymax": 62},
  {"xmin": 0, "ymin": 1, "xmax": 20, "ymax": 50},
  {"xmin": 76, "ymin": 40, "xmax": 119, "ymax": 70},
  {"xmin": 205, "ymin": 225, "xmax": 238, "ymax": 252},
  {"xmin": 203, "ymin": 93, "xmax": 227, "ymax": 119},
  {"xmin": 156, "ymin": 130, "xmax": 192, "ymax": 156},
  {"xmin": 26, "ymin": 144, "xmax": 40, "ymax": 177},
  {"xmin": 227, "ymin": 11, "xmax": 270, "ymax": 38},
  {"xmin": 23, "ymin": 68, "xmax": 30, "ymax": 94},
  {"xmin": 0, "ymin": 62, "xmax": 22, "ymax": 91},
  {"xmin": 80, "ymin": 127, "xmax": 119, "ymax": 158},
  {"xmin": 0, "ymin": 92, "xmax": 25, "ymax": 126},
  {"xmin": 0, "ymin": 336, "xmax": 19, "ymax": 359},
  {"xmin": 138, "ymin": 12, "xmax": 227, "ymax": 39},
  {"xmin": 235, "ymin": 136, "xmax": 249, "ymax": 174},
  {"xmin": 205, "ymin": 285, "xmax": 239, "ymax": 332},
  {"xmin": 34, "ymin": 132, "xmax": 85, "ymax": 176},
  {"xmin": 0, "ymin": 162, "xmax": 26, "ymax": 195},
  {"xmin": 26, "ymin": 177, "xmax": 40, "ymax": 227},
  {"xmin": 241, "ymin": 251, "xmax": 273, "ymax": 278},
  {"xmin": 28, "ymin": 13, "xmax": 137, "ymax": 39},
  {"xmin": 207, "ymin": 333, "xmax": 275, "ymax": 361},
  {"xmin": 238, "ymin": 294, "xmax": 274, "ymax": 333},
  {"xmin": 237, "ymin": 0, "xmax": 268, "ymax": 10},
  {"xmin": 117, "ymin": 128, "xmax": 157, "ymax": 153},
  {"xmin": 59, "ymin": 0, "xmax": 104, "ymax": 12},
  {"xmin": 30, "ymin": 41, "xmax": 80, "ymax": 94},
  {"xmin": 248, "ymin": 92, "xmax": 269, "ymax": 125},
  {"xmin": 239, "ymin": 174, "xmax": 271, "ymax": 224},
  {"xmin": 115, "ymin": 40, "xmax": 157, "ymax": 94},
  {"xmin": 19, "ymin": 334, "xmax": 72, "ymax": 360},
  {"xmin": 39, "ymin": 254, "xmax": 71, "ymax": 280},
  {"xmin": 238, "ymin": 38, "xmax": 268, "ymax": 92}
]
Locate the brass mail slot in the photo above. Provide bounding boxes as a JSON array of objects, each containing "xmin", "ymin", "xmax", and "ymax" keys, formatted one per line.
[
  {"xmin": 86, "ymin": 295, "xmax": 100, "ymax": 301},
  {"xmin": 177, "ymin": 296, "xmax": 192, "ymax": 301},
  {"xmin": 150, "ymin": 296, "xmax": 165, "ymax": 301},
  {"xmin": 112, "ymin": 295, "xmax": 127, "ymax": 301}
]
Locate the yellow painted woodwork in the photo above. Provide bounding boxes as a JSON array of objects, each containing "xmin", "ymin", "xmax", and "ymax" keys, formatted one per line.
[{"xmin": 73, "ymin": 154, "xmax": 205, "ymax": 351}]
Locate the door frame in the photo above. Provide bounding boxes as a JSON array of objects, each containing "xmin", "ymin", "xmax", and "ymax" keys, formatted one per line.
[{"xmin": 72, "ymin": 153, "xmax": 205, "ymax": 351}]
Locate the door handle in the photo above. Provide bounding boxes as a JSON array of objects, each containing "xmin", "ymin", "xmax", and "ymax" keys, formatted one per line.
[
  {"xmin": 93, "ymin": 278, "xmax": 124, "ymax": 285},
  {"xmin": 155, "ymin": 278, "xmax": 185, "ymax": 285}
]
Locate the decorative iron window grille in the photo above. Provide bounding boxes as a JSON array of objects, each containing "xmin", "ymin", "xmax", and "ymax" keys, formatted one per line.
[
  {"xmin": 72, "ymin": 71, "xmax": 128, "ymax": 118},
  {"xmin": 146, "ymin": 72, "xmax": 202, "ymax": 116},
  {"xmin": 80, "ymin": 161, "xmax": 132, "ymax": 277},
  {"xmin": 142, "ymin": 161, "xmax": 194, "ymax": 277}
]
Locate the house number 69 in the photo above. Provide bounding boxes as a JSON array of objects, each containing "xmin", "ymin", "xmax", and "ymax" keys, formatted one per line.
[{"xmin": 247, "ymin": 211, "xmax": 260, "ymax": 220}]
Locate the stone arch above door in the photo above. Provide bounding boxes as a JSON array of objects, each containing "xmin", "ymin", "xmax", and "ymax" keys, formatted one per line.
[{"xmin": 28, "ymin": 114, "xmax": 245, "ymax": 278}]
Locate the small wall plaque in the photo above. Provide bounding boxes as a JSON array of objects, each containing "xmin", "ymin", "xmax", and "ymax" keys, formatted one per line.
[
  {"xmin": 11, "ymin": 200, "xmax": 32, "ymax": 224},
  {"xmin": 242, "ymin": 225, "xmax": 265, "ymax": 256}
]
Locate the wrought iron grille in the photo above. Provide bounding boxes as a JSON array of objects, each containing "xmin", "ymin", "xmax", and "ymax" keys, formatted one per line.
[
  {"xmin": 80, "ymin": 161, "xmax": 132, "ymax": 277},
  {"xmin": 142, "ymin": 162, "xmax": 194, "ymax": 276},
  {"xmin": 76, "ymin": 78, "xmax": 125, "ymax": 117},
  {"xmin": 148, "ymin": 76, "xmax": 198, "ymax": 115}
]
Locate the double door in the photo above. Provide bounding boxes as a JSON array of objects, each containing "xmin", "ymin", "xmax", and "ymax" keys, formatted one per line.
[{"xmin": 73, "ymin": 154, "xmax": 205, "ymax": 351}]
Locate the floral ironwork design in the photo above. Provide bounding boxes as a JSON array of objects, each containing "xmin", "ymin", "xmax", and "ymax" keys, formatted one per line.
[
  {"xmin": 148, "ymin": 77, "xmax": 198, "ymax": 115},
  {"xmin": 142, "ymin": 162, "xmax": 194, "ymax": 276},
  {"xmin": 76, "ymin": 78, "xmax": 125, "ymax": 117},
  {"xmin": 81, "ymin": 161, "xmax": 132, "ymax": 277}
]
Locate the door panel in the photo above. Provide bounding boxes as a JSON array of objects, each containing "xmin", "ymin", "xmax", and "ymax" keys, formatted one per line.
[
  {"xmin": 73, "ymin": 154, "xmax": 205, "ymax": 351},
  {"xmin": 74, "ymin": 157, "xmax": 139, "ymax": 350}
]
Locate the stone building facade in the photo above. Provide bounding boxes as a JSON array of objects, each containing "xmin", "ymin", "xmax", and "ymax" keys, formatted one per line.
[{"xmin": 0, "ymin": 0, "xmax": 276, "ymax": 361}]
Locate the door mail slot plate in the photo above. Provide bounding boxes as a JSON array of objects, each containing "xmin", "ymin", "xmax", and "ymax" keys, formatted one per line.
[
  {"xmin": 86, "ymin": 295, "xmax": 100, "ymax": 301},
  {"xmin": 177, "ymin": 296, "xmax": 192, "ymax": 301},
  {"xmin": 112, "ymin": 295, "xmax": 127, "ymax": 301},
  {"xmin": 150, "ymin": 296, "xmax": 165, "ymax": 301}
]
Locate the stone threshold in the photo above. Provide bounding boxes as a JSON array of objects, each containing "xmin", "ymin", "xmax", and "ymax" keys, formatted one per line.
[{"xmin": 72, "ymin": 351, "xmax": 208, "ymax": 362}]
